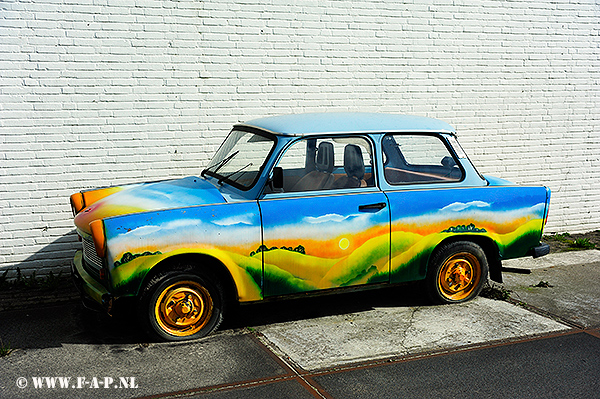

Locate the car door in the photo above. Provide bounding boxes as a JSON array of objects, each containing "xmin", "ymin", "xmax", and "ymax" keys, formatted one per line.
[
  {"xmin": 381, "ymin": 133, "xmax": 468, "ymax": 283},
  {"xmin": 258, "ymin": 136, "xmax": 391, "ymax": 298}
]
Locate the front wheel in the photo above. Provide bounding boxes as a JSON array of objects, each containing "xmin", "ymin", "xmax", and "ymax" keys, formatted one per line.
[
  {"xmin": 139, "ymin": 269, "xmax": 225, "ymax": 341},
  {"xmin": 426, "ymin": 241, "xmax": 489, "ymax": 304}
]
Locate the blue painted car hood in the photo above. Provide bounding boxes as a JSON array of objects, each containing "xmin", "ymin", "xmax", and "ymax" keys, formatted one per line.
[{"xmin": 74, "ymin": 176, "xmax": 225, "ymax": 233}]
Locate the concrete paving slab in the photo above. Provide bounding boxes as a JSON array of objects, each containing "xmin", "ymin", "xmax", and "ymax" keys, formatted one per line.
[
  {"xmin": 312, "ymin": 332, "xmax": 600, "ymax": 399},
  {"xmin": 0, "ymin": 325, "xmax": 287, "ymax": 399},
  {"xmin": 256, "ymin": 297, "xmax": 571, "ymax": 371},
  {"xmin": 503, "ymin": 255, "xmax": 600, "ymax": 329},
  {"xmin": 2, "ymin": 250, "xmax": 598, "ymax": 398}
]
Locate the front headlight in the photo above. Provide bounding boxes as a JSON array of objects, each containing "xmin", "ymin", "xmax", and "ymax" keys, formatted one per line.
[
  {"xmin": 70, "ymin": 192, "xmax": 85, "ymax": 216},
  {"xmin": 89, "ymin": 219, "xmax": 107, "ymax": 258}
]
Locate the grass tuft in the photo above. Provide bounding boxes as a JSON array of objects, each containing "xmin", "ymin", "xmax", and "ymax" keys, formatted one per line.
[
  {"xmin": 530, "ymin": 281, "xmax": 553, "ymax": 288},
  {"xmin": 0, "ymin": 268, "xmax": 64, "ymax": 292},
  {"xmin": 480, "ymin": 281, "xmax": 512, "ymax": 301},
  {"xmin": 544, "ymin": 232, "xmax": 597, "ymax": 252},
  {"xmin": 571, "ymin": 238, "xmax": 595, "ymax": 250},
  {"xmin": 0, "ymin": 338, "xmax": 13, "ymax": 357}
]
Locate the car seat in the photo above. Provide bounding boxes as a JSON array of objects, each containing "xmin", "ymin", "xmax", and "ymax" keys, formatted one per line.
[
  {"xmin": 291, "ymin": 142, "xmax": 335, "ymax": 191},
  {"xmin": 332, "ymin": 144, "xmax": 367, "ymax": 189}
]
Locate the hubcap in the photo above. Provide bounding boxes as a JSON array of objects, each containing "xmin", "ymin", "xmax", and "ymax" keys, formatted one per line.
[
  {"xmin": 437, "ymin": 252, "xmax": 481, "ymax": 301},
  {"xmin": 155, "ymin": 281, "xmax": 213, "ymax": 337}
]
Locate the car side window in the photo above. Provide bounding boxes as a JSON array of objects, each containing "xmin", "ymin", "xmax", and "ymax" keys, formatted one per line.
[
  {"xmin": 272, "ymin": 136, "xmax": 375, "ymax": 193},
  {"xmin": 383, "ymin": 134, "xmax": 463, "ymax": 185}
]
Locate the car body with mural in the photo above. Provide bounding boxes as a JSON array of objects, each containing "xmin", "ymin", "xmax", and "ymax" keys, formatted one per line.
[{"xmin": 70, "ymin": 113, "xmax": 551, "ymax": 341}]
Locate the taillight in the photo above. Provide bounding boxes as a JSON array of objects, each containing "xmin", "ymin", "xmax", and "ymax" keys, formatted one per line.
[{"xmin": 542, "ymin": 187, "xmax": 551, "ymax": 233}]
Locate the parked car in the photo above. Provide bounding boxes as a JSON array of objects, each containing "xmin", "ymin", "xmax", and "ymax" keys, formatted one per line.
[{"xmin": 70, "ymin": 113, "xmax": 550, "ymax": 341}]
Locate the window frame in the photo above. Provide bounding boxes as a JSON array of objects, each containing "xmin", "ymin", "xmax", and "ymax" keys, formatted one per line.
[
  {"xmin": 263, "ymin": 134, "xmax": 379, "ymax": 197},
  {"xmin": 382, "ymin": 132, "xmax": 466, "ymax": 186},
  {"xmin": 202, "ymin": 126, "xmax": 278, "ymax": 192}
]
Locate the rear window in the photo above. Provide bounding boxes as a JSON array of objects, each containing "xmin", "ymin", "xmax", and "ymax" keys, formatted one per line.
[{"xmin": 382, "ymin": 134, "xmax": 464, "ymax": 185}]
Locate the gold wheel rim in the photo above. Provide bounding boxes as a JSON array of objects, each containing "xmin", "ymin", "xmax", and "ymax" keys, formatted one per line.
[
  {"xmin": 155, "ymin": 281, "xmax": 213, "ymax": 337},
  {"xmin": 437, "ymin": 252, "xmax": 481, "ymax": 301}
]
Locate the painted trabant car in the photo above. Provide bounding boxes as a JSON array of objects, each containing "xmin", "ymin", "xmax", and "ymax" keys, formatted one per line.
[{"xmin": 70, "ymin": 113, "xmax": 551, "ymax": 341}]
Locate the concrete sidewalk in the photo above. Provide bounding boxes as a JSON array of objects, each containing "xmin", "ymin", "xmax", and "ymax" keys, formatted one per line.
[
  {"xmin": 253, "ymin": 250, "xmax": 600, "ymax": 371},
  {"xmin": 502, "ymin": 249, "xmax": 600, "ymax": 329},
  {"xmin": 1, "ymin": 250, "xmax": 599, "ymax": 398}
]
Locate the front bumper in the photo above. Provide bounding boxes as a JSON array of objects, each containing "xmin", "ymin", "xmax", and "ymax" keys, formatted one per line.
[{"xmin": 71, "ymin": 250, "xmax": 113, "ymax": 312}]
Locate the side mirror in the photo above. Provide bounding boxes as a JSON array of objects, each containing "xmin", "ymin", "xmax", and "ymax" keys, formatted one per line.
[{"xmin": 271, "ymin": 167, "xmax": 284, "ymax": 190}]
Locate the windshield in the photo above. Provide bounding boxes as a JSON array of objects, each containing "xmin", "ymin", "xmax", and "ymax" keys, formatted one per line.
[{"xmin": 203, "ymin": 129, "xmax": 276, "ymax": 190}]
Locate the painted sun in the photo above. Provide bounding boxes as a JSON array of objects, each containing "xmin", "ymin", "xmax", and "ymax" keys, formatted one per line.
[{"xmin": 338, "ymin": 237, "xmax": 350, "ymax": 250}]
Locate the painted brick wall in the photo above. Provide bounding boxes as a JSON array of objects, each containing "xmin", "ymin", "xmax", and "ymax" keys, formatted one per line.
[{"xmin": 1, "ymin": 0, "xmax": 599, "ymax": 277}]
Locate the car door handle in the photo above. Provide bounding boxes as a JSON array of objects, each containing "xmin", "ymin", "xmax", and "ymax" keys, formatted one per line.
[{"xmin": 359, "ymin": 202, "xmax": 387, "ymax": 212}]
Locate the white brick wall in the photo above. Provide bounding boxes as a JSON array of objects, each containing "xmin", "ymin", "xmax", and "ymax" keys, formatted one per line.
[{"xmin": 1, "ymin": 0, "xmax": 599, "ymax": 277}]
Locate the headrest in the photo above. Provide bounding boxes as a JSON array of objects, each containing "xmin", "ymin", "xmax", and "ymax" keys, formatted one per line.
[
  {"xmin": 316, "ymin": 142, "xmax": 334, "ymax": 173},
  {"xmin": 344, "ymin": 144, "xmax": 365, "ymax": 179}
]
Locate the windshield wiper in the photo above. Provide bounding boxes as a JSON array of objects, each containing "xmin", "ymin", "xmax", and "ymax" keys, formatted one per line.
[
  {"xmin": 201, "ymin": 150, "xmax": 239, "ymax": 177},
  {"xmin": 218, "ymin": 162, "xmax": 253, "ymax": 185}
]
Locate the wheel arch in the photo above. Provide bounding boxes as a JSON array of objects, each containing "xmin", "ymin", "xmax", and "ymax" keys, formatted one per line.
[
  {"xmin": 431, "ymin": 234, "xmax": 502, "ymax": 283},
  {"xmin": 137, "ymin": 253, "xmax": 239, "ymax": 306}
]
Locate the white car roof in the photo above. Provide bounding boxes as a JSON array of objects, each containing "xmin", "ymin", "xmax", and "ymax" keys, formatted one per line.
[{"xmin": 237, "ymin": 112, "xmax": 456, "ymax": 136}]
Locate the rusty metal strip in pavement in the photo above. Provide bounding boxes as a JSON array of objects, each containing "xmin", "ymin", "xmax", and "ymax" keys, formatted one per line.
[
  {"xmin": 138, "ymin": 374, "xmax": 299, "ymax": 399},
  {"xmin": 138, "ymin": 299, "xmax": 592, "ymax": 399},
  {"xmin": 584, "ymin": 329, "xmax": 600, "ymax": 339},
  {"xmin": 247, "ymin": 331, "xmax": 335, "ymax": 399},
  {"xmin": 504, "ymin": 300, "xmax": 600, "ymax": 340},
  {"xmin": 302, "ymin": 328, "xmax": 584, "ymax": 378},
  {"xmin": 506, "ymin": 297, "xmax": 587, "ymax": 330},
  {"xmin": 136, "ymin": 329, "xmax": 333, "ymax": 399}
]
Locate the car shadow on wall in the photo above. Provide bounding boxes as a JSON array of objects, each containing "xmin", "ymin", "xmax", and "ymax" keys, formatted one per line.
[{"xmin": 1, "ymin": 232, "xmax": 80, "ymax": 282}]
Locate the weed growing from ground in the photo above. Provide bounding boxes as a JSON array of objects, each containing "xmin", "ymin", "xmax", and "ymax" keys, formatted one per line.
[
  {"xmin": 571, "ymin": 238, "xmax": 595, "ymax": 250},
  {"xmin": 0, "ymin": 338, "xmax": 12, "ymax": 357},
  {"xmin": 480, "ymin": 282, "xmax": 512, "ymax": 301},
  {"xmin": 0, "ymin": 268, "xmax": 64, "ymax": 292},
  {"xmin": 544, "ymin": 232, "xmax": 597, "ymax": 251},
  {"xmin": 530, "ymin": 281, "xmax": 554, "ymax": 288}
]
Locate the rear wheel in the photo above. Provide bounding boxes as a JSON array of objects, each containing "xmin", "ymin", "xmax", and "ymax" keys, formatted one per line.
[
  {"xmin": 427, "ymin": 241, "xmax": 488, "ymax": 304},
  {"xmin": 139, "ymin": 269, "xmax": 225, "ymax": 341}
]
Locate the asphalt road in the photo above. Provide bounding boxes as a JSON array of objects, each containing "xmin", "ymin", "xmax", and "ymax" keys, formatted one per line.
[{"xmin": 1, "ymin": 250, "xmax": 599, "ymax": 399}]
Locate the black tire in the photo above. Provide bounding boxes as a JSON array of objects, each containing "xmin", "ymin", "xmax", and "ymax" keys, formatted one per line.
[
  {"xmin": 139, "ymin": 268, "xmax": 225, "ymax": 341},
  {"xmin": 426, "ymin": 241, "xmax": 489, "ymax": 304}
]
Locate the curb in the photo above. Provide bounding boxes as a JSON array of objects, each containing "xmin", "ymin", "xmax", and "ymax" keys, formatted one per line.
[{"xmin": 502, "ymin": 249, "xmax": 600, "ymax": 270}]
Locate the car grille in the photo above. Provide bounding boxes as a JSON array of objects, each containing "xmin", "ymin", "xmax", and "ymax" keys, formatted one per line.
[{"xmin": 82, "ymin": 236, "xmax": 103, "ymax": 278}]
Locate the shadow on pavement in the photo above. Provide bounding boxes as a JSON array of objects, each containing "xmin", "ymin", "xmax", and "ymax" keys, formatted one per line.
[
  {"xmin": 0, "ymin": 281, "xmax": 427, "ymax": 350},
  {"xmin": 223, "ymin": 282, "xmax": 426, "ymax": 330}
]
